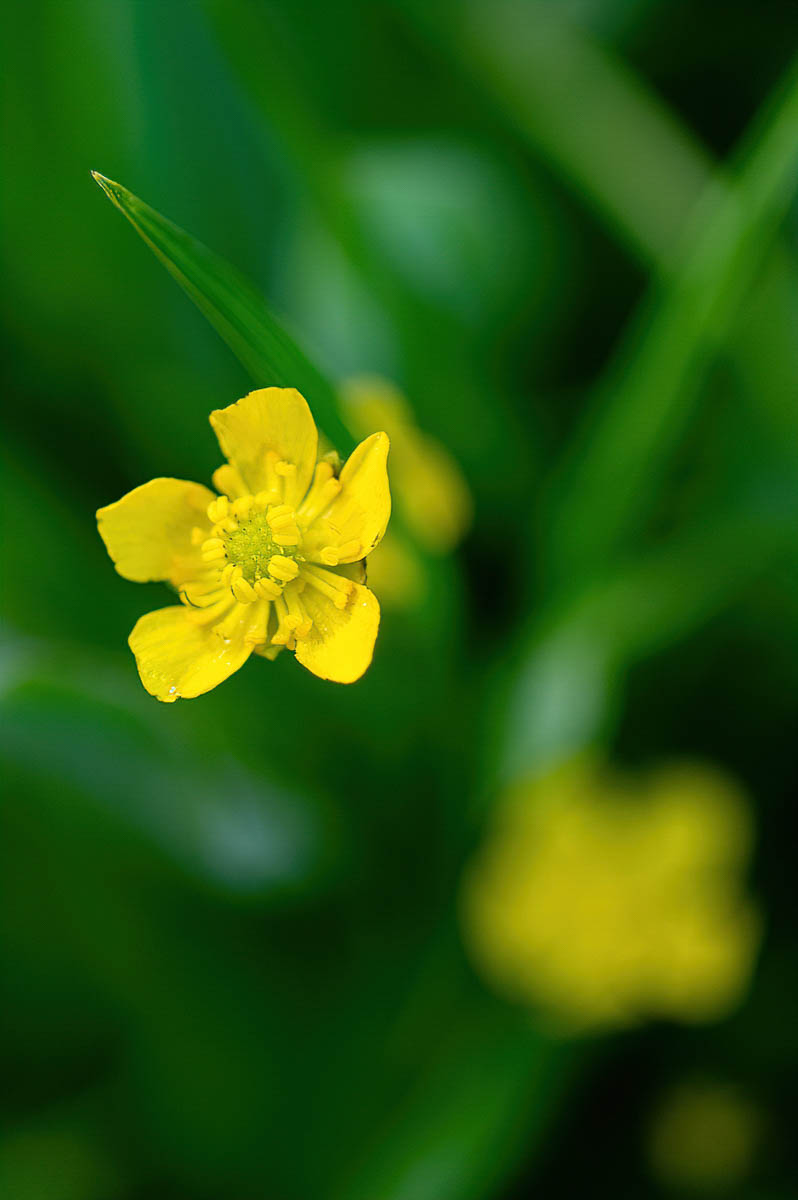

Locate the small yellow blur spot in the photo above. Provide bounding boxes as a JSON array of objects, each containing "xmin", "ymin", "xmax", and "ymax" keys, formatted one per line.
[{"xmin": 648, "ymin": 1081, "xmax": 761, "ymax": 1191}]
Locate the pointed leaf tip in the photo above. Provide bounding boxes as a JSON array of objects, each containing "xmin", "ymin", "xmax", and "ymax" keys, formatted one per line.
[
  {"xmin": 89, "ymin": 171, "xmax": 356, "ymax": 455},
  {"xmin": 90, "ymin": 172, "xmax": 127, "ymax": 210}
]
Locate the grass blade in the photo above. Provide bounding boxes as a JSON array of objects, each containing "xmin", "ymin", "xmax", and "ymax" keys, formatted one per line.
[
  {"xmin": 502, "ymin": 501, "xmax": 798, "ymax": 781},
  {"xmin": 333, "ymin": 1012, "xmax": 573, "ymax": 1200},
  {"xmin": 401, "ymin": 2, "xmax": 798, "ymax": 534},
  {"xmin": 397, "ymin": 0, "xmax": 709, "ymax": 266},
  {"xmin": 545, "ymin": 56, "xmax": 798, "ymax": 585},
  {"xmin": 91, "ymin": 171, "xmax": 355, "ymax": 455}
]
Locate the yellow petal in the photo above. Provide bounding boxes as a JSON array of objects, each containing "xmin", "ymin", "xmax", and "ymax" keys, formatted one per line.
[
  {"xmin": 308, "ymin": 432, "xmax": 390, "ymax": 563},
  {"xmin": 294, "ymin": 583, "xmax": 380, "ymax": 683},
  {"xmin": 129, "ymin": 606, "xmax": 253, "ymax": 701},
  {"xmin": 97, "ymin": 478, "xmax": 214, "ymax": 583},
  {"xmin": 209, "ymin": 387, "xmax": 317, "ymax": 506}
]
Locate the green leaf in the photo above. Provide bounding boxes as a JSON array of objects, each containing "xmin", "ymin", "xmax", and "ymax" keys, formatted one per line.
[
  {"xmin": 399, "ymin": 0, "xmax": 710, "ymax": 266},
  {"xmin": 416, "ymin": 4, "xmax": 798, "ymax": 568},
  {"xmin": 544, "ymin": 54, "xmax": 798, "ymax": 586},
  {"xmin": 90, "ymin": 171, "xmax": 355, "ymax": 455},
  {"xmin": 332, "ymin": 1010, "xmax": 575, "ymax": 1200},
  {"xmin": 502, "ymin": 502, "xmax": 798, "ymax": 781}
]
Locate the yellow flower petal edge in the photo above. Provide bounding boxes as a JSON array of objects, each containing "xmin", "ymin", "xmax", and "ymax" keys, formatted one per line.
[
  {"xmin": 97, "ymin": 478, "xmax": 214, "ymax": 583},
  {"xmin": 209, "ymin": 387, "xmax": 317, "ymax": 507},
  {"xmin": 96, "ymin": 387, "xmax": 391, "ymax": 699},
  {"xmin": 304, "ymin": 432, "xmax": 391, "ymax": 564},
  {"xmin": 295, "ymin": 583, "xmax": 380, "ymax": 683},
  {"xmin": 129, "ymin": 606, "xmax": 254, "ymax": 702}
]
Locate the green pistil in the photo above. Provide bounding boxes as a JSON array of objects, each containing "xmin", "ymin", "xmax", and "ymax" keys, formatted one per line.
[{"xmin": 225, "ymin": 512, "xmax": 290, "ymax": 583}]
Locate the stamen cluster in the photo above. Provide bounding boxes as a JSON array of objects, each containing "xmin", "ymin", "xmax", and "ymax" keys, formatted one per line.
[{"xmin": 190, "ymin": 456, "xmax": 361, "ymax": 652}]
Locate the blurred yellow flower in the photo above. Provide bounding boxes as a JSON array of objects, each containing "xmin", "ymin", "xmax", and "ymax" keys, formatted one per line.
[
  {"xmin": 648, "ymin": 1081, "xmax": 760, "ymax": 1191},
  {"xmin": 460, "ymin": 760, "xmax": 761, "ymax": 1032},
  {"xmin": 97, "ymin": 387, "xmax": 390, "ymax": 699},
  {"xmin": 360, "ymin": 529, "xmax": 425, "ymax": 609},
  {"xmin": 341, "ymin": 376, "xmax": 471, "ymax": 606}
]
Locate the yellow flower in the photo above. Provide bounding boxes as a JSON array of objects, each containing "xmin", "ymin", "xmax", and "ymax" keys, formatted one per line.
[
  {"xmin": 341, "ymin": 376, "xmax": 471, "ymax": 607},
  {"xmin": 460, "ymin": 759, "xmax": 761, "ymax": 1033},
  {"xmin": 97, "ymin": 387, "xmax": 390, "ymax": 699}
]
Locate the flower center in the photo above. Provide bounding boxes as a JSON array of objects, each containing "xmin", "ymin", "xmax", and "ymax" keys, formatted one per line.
[
  {"xmin": 224, "ymin": 507, "xmax": 302, "ymax": 584},
  {"xmin": 192, "ymin": 472, "xmax": 357, "ymax": 651},
  {"xmin": 200, "ymin": 491, "xmax": 307, "ymax": 597}
]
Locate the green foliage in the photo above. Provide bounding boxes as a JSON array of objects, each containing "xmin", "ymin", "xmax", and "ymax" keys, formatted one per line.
[
  {"xmin": 546, "ymin": 57, "xmax": 798, "ymax": 586},
  {"xmin": 3, "ymin": 1, "xmax": 798, "ymax": 1198}
]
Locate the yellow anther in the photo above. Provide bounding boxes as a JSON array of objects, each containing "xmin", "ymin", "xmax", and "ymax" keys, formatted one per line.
[
  {"xmin": 267, "ymin": 555, "xmax": 300, "ymax": 583},
  {"xmin": 254, "ymin": 491, "xmax": 272, "ymax": 509},
  {"xmin": 301, "ymin": 564, "xmax": 354, "ymax": 610},
  {"xmin": 207, "ymin": 495, "xmax": 229, "ymax": 523},
  {"xmin": 221, "ymin": 562, "xmax": 237, "ymax": 587},
  {"xmin": 266, "ymin": 504, "xmax": 301, "ymax": 547},
  {"xmin": 269, "ymin": 514, "xmax": 296, "ymax": 532},
  {"xmin": 201, "ymin": 537, "xmax": 224, "ymax": 554},
  {"xmin": 231, "ymin": 495, "xmax": 254, "ymax": 519},
  {"xmin": 266, "ymin": 503, "xmax": 292, "ymax": 521},
  {"xmin": 254, "ymin": 576, "xmax": 282, "ymax": 600},
  {"xmin": 319, "ymin": 546, "xmax": 340, "ymax": 566},
  {"xmin": 275, "ymin": 460, "xmax": 296, "ymax": 477},
  {"xmin": 314, "ymin": 461, "xmax": 335, "ymax": 484},
  {"xmin": 219, "ymin": 517, "xmax": 239, "ymax": 533},
  {"xmin": 232, "ymin": 576, "xmax": 258, "ymax": 604},
  {"xmin": 202, "ymin": 546, "xmax": 226, "ymax": 564},
  {"xmin": 212, "ymin": 463, "xmax": 247, "ymax": 499}
]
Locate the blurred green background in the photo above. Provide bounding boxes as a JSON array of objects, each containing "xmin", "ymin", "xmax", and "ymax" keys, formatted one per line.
[{"xmin": 3, "ymin": 0, "xmax": 798, "ymax": 1196}]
